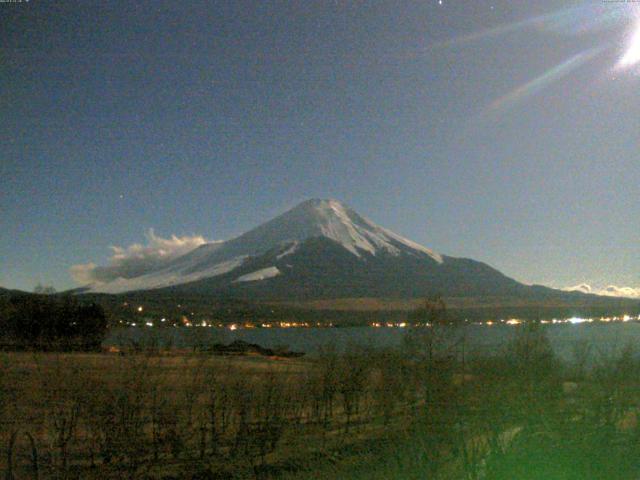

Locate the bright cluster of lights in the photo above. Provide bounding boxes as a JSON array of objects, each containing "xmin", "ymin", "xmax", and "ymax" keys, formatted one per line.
[
  {"xmin": 370, "ymin": 322, "xmax": 410, "ymax": 328},
  {"xmin": 121, "ymin": 312, "xmax": 639, "ymax": 328},
  {"xmin": 567, "ymin": 317, "xmax": 589, "ymax": 325},
  {"xmin": 466, "ymin": 315, "xmax": 640, "ymax": 326}
]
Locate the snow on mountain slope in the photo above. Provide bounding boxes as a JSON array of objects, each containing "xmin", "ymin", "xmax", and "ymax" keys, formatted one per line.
[
  {"xmin": 88, "ymin": 199, "xmax": 442, "ymax": 293},
  {"xmin": 90, "ymin": 256, "xmax": 246, "ymax": 294},
  {"xmin": 217, "ymin": 199, "xmax": 443, "ymax": 262},
  {"xmin": 302, "ymin": 199, "xmax": 443, "ymax": 261},
  {"xmin": 276, "ymin": 241, "xmax": 299, "ymax": 259},
  {"xmin": 234, "ymin": 266, "xmax": 281, "ymax": 283}
]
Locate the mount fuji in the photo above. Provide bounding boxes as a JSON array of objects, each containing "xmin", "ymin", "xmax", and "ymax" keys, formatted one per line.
[
  {"xmin": 80, "ymin": 200, "xmax": 636, "ymax": 312},
  {"xmin": 82, "ymin": 199, "xmax": 539, "ymax": 300}
]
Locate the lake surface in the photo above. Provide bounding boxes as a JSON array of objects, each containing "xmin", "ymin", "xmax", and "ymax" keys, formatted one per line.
[{"xmin": 105, "ymin": 322, "xmax": 640, "ymax": 362}]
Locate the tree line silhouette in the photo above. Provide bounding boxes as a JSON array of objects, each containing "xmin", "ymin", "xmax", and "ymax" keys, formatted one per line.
[{"xmin": 0, "ymin": 293, "xmax": 108, "ymax": 350}]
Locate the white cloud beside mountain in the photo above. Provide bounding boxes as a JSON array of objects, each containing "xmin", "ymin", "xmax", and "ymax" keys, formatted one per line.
[
  {"xmin": 563, "ymin": 283, "xmax": 640, "ymax": 299},
  {"xmin": 70, "ymin": 229, "xmax": 214, "ymax": 285}
]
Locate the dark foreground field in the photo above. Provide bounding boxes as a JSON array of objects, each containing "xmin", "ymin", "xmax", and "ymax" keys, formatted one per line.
[{"xmin": 2, "ymin": 325, "xmax": 640, "ymax": 479}]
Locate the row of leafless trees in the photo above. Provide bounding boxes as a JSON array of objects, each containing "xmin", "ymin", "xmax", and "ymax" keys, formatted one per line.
[{"xmin": 0, "ymin": 335, "xmax": 455, "ymax": 479}]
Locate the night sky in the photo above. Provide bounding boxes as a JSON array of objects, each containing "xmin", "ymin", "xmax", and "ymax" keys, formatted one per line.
[{"xmin": 2, "ymin": 1, "xmax": 639, "ymax": 294}]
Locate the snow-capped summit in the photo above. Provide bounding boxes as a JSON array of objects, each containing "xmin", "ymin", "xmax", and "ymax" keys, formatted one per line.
[{"xmin": 221, "ymin": 198, "xmax": 442, "ymax": 261}]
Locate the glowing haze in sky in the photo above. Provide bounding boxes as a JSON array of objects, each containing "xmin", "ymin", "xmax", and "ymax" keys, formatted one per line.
[
  {"xmin": 1, "ymin": 1, "xmax": 639, "ymax": 294},
  {"xmin": 618, "ymin": 18, "xmax": 640, "ymax": 68}
]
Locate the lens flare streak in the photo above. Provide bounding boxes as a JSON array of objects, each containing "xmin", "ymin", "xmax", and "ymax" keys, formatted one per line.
[
  {"xmin": 487, "ymin": 47, "xmax": 602, "ymax": 115},
  {"xmin": 431, "ymin": 4, "xmax": 627, "ymax": 50}
]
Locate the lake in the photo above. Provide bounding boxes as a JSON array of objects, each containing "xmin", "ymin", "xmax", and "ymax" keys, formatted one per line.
[{"xmin": 105, "ymin": 322, "xmax": 640, "ymax": 362}]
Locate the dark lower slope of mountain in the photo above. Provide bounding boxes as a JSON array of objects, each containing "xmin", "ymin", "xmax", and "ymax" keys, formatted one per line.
[
  {"xmin": 82, "ymin": 287, "xmax": 639, "ymax": 328},
  {"xmin": 151, "ymin": 237, "xmax": 512, "ymax": 299},
  {"xmin": 76, "ymin": 239, "xmax": 639, "ymax": 324},
  {"xmin": 151, "ymin": 237, "xmax": 635, "ymax": 312}
]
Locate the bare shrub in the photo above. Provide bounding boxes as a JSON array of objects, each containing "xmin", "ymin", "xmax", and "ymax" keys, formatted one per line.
[
  {"xmin": 590, "ymin": 343, "xmax": 640, "ymax": 430},
  {"xmin": 313, "ymin": 346, "xmax": 340, "ymax": 434},
  {"xmin": 570, "ymin": 339, "xmax": 592, "ymax": 380},
  {"xmin": 198, "ymin": 360, "xmax": 233, "ymax": 458},
  {"xmin": 247, "ymin": 371, "xmax": 287, "ymax": 466},
  {"xmin": 372, "ymin": 349, "xmax": 411, "ymax": 425},
  {"xmin": 337, "ymin": 348, "xmax": 371, "ymax": 433},
  {"xmin": 36, "ymin": 356, "xmax": 86, "ymax": 473},
  {"xmin": 88, "ymin": 356, "xmax": 154, "ymax": 474},
  {"xmin": 504, "ymin": 322, "xmax": 562, "ymax": 429}
]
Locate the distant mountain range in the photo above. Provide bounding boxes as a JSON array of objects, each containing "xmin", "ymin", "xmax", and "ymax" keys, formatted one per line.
[{"xmin": 76, "ymin": 199, "xmax": 638, "ymax": 315}]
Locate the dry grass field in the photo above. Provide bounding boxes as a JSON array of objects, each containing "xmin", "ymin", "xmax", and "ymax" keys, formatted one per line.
[
  {"xmin": 0, "ymin": 348, "xmax": 425, "ymax": 479},
  {"xmin": 3, "ymin": 325, "xmax": 640, "ymax": 479}
]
